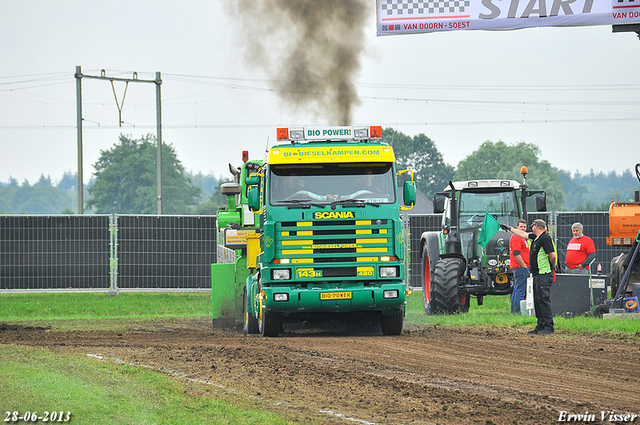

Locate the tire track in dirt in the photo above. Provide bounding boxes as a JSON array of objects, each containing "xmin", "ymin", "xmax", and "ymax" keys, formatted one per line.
[
  {"xmin": 275, "ymin": 328, "xmax": 640, "ymax": 413},
  {"xmin": 2, "ymin": 321, "xmax": 639, "ymax": 425}
]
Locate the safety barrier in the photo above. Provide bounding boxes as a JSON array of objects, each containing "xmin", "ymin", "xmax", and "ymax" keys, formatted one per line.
[
  {"xmin": 554, "ymin": 211, "xmax": 622, "ymax": 276},
  {"xmin": 1, "ymin": 212, "xmax": 625, "ymax": 291},
  {"xmin": 0, "ymin": 215, "xmax": 111, "ymax": 289},
  {"xmin": 0, "ymin": 215, "xmax": 216, "ymax": 290}
]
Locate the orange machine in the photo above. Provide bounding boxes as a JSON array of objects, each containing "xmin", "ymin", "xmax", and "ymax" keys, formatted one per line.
[{"xmin": 606, "ymin": 195, "xmax": 640, "ymax": 246}]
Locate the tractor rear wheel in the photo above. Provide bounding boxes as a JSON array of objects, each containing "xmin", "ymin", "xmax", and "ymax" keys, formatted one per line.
[
  {"xmin": 430, "ymin": 257, "xmax": 466, "ymax": 314},
  {"xmin": 422, "ymin": 245, "xmax": 433, "ymax": 314}
]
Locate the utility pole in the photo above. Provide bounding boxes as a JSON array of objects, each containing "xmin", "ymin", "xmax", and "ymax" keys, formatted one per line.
[
  {"xmin": 75, "ymin": 66, "xmax": 164, "ymax": 214},
  {"xmin": 75, "ymin": 66, "xmax": 83, "ymax": 214},
  {"xmin": 155, "ymin": 72, "xmax": 163, "ymax": 215}
]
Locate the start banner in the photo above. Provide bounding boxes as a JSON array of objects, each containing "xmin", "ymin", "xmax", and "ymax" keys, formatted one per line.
[{"xmin": 377, "ymin": 0, "xmax": 640, "ymax": 35}]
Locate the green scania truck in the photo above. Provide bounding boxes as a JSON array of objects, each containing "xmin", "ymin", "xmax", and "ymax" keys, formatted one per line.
[{"xmin": 214, "ymin": 126, "xmax": 416, "ymax": 337}]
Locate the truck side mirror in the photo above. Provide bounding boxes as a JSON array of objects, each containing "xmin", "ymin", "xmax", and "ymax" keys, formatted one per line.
[
  {"xmin": 403, "ymin": 180, "xmax": 416, "ymax": 206},
  {"xmin": 433, "ymin": 194, "xmax": 446, "ymax": 214},
  {"xmin": 245, "ymin": 176, "xmax": 260, "ymax": 186},
  {"xmin": 247, "ymin": 186, "xmax": 260, "ymax": 212}
]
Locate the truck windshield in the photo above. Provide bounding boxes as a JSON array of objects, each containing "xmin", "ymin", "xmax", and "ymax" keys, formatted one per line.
[
  {"xmin": 458, "ymin": 190, "xmax": 519, "ymax": 230},
  {"xmin": 269, "ymin": 163, "xmax": 396, "ymax": 206}
]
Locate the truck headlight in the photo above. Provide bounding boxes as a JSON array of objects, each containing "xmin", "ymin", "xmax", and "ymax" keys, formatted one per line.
[
  {"xmin": 383, "ymin": 289, "xmax": 399, "ymax": 299},
  {"xmin": 273, "ymin": 293, "xmax": 289, "ymax": 302},
  {"xmin": 379, "ymin": 266, "xmax": 398, "ymax": 278},
  {"xmin": 271, "ymin": 269, "xmax": 291, "ymax": 280}
]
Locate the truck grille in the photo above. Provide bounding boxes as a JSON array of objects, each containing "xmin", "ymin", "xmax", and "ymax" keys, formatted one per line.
[{"xmin": 277, "ymin": 219, "xmax": 393, "ymax": 274}]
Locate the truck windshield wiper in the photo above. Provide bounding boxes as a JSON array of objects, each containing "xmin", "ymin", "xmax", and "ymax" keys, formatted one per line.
[
  {"xmin": 280, "ymin": 199, "xmax": 325, "ymax": 209},
  {"xmin": 330, "ymin": 198, "xmax": 380, "ymax": 207}
]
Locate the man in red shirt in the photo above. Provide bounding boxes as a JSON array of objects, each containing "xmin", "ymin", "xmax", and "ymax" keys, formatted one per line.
[
  {"xmin": 509, "ymin": 219, "xmax": 530, "ymax": 313},
  {"xmin": 565, "ymin": 222, "xmax": 596, "ymax": 275}
]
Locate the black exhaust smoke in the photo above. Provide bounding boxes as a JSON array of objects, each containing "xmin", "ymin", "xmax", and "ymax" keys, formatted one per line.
[{"xmin": 224, "ymin": 0, "xmax": 369, "ymax": 125}]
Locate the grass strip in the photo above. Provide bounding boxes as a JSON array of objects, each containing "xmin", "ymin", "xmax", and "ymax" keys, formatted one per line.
[
  {"xmin": 405, "ymin": 291, "xmax": 640, "ymax": 335},
  {"xmin": 0, "ymin": 292, "xmax": 212, "ymax": 321},
  {"xmin": 1, "ymin": 290, "xmax": 638, "ymax": 335},
  {"xmin": 0, "ymin": 345, "xmax": 297, "ymax": 425}
]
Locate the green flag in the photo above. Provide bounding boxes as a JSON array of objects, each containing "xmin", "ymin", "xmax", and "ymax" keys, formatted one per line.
[{"xmin": 477, "ymin": 212, "xmax": 501, "ymax": 248}]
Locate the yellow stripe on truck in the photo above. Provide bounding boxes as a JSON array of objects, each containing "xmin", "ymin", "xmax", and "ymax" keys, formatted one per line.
[
  {"xmin": 268, "ymin": 146, "xmax": 395, "ymax": 165},
  {"xmin": 356, "ymin": 238, "xmax": 387, "ymax": 244},
  {"xmin": 357, "ymin": 247, "xmax": 388, "ymax": 253}
]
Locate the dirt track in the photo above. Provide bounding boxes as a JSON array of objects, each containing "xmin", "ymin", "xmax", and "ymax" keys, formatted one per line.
[{"xmin": 2, "ymin": 320, "xmax": 640, "ymax": 425}]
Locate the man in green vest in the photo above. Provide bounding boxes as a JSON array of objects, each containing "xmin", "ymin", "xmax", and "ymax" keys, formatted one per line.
[{"xmin": 502, "ymin": 219, "xmax": 557, "ymax": 335}]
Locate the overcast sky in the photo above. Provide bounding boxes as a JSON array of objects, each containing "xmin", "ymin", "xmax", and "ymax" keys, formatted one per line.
[{"xmin": 2, "ymin": 1, "xmax": 639, "ymax": 186}]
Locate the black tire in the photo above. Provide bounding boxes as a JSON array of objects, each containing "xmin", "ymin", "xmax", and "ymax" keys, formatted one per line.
[
  {"xmin": 259, "ymin": 303, "xmax": 280, "ymax": 337},
  {"xmin": 422, "ymin": 244, "xmax": 434, "ymax": 315},
  {"xmin": 610, "ymin": 253, "xmax": 627, "ymax": 298},
  {"xmin": 592, "ymin": 304, "xmax": 609, "ymax": 318},
  {"xmin": 460, "ymin": 293, "xmax": 471, "ymax": 313},
  {"xmin": 430, "ymin": 257, "xmax": 466, "ymax": 314},
  {"xmin": 381, "ymin": 309, "xmax": 404, "ymax": 335},
  {"xmin": 243, "ymin": 288, "xmax": 258, "ymax": 335},
  {"xmin": 421, "ymin": 235, "xmax": 440, "ymax": 315}
]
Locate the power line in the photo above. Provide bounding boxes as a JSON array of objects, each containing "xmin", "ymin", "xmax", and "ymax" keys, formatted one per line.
[
  {"xmin": 4, "ymin": 70, "xmax": 640, "ymax": 93},
  {"xmin": 2, "ymin": 71, "xmax": 640, "ymax": 121},
  {"xmin": 2, "ymin": 115, "xmax": 640, "ymax": 130}
]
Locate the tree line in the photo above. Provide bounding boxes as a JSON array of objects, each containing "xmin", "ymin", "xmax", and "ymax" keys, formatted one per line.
[{"xmin": 1, "ymin": 131, "xmax": 638, "ymax": 214}]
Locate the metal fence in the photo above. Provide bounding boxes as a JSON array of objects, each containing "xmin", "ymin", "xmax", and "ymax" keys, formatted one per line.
[
  {"xmin": 1, "ymin": 215, "xmax": 216, "ymax": 290},
  {"xmin": 115, "ymin": 215, "xmax": 217, "ymax": 289},
  {"xmin": 0, "ymin": 215, "xmax": 111, "ymax": 289},
  {"xmin": 554, "ymin": 211, "xmax": 626, "ymax": 276},
  {"xmin": 1, "ymin": 211, "xmax": 629, "ymax": 292},
  {"xmin": 407, "ymin": 214, "xmax": 442, "ymax": 289}
]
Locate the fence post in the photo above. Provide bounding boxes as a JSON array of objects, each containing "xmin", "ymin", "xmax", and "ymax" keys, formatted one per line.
[{"xmin": 108, "ymin": 213, "xmax": 119, "ymax": 296}]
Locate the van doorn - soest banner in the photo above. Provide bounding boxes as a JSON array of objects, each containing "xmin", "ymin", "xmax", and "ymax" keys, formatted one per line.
[{"xmin": 377, "ymin": 0, "xmax": 640, "ymax": 35}]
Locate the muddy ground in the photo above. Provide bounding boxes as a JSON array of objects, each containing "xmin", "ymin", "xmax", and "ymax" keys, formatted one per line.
[{"xmin": 1, "ymin": 320, "xmax": 639, "ymax": 425}]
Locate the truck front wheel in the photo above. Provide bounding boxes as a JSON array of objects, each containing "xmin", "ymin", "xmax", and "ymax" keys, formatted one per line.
[
  {"xmin": 381, "ymin": 309, "xmax": 404, "ymax": 335},
  {"xmin": 430, "ymin": 258, "xmax": 466, "ymax": 314},
  {"xmin": 259, "ymin": 303, "xmax": 281, "ymax": 337},
  {"xmin": 243, "ymin": 288, "xmax": 259, "ymax": 335}
]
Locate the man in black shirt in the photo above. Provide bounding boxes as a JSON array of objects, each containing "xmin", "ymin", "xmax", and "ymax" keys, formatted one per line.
[{"xmin": 502, "ymin": 219, "xmax": 557, "ymax": 335}]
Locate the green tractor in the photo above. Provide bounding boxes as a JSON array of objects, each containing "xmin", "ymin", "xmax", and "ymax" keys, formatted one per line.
[{"xmin": 419, "ymin": 167, "xmax": 547, "ymax": 314}]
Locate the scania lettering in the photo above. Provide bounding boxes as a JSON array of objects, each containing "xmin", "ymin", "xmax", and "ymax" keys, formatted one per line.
[
  {"xmin": 238, "ymin": 126, "xmax": 416, "ymax": 336},
  {"xmin": 314, "ymin": 211, "xmax": 355, "ymax": 219}
]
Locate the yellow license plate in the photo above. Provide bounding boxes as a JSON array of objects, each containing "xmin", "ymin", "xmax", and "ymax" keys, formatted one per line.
[{"xmin": 320, "ymin": 292, "xmax": 352, "ymax": 300}]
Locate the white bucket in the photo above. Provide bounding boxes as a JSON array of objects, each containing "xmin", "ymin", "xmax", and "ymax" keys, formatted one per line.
[{"xmin": 520, "ymin": 299, "xmax": 535, "ymax": 316}]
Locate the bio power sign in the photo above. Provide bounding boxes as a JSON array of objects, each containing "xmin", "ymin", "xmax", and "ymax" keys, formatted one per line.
[{"xmin": 377, "ymin": 0, "xmax": 640, "ymax": 35}]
